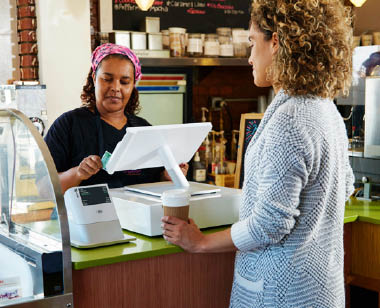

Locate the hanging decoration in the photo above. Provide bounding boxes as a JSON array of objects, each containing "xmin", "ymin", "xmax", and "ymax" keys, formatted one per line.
[
  {"xmin": 350, "ymin": 0, "xmax": 367, "ymax": 7},
  {"xmin": 135, "ymin": 0, "xmax": 154, "ymax": 11}
]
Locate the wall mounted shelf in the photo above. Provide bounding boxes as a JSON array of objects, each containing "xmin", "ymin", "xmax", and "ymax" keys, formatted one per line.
[{"xmin": 140, "ymin": 57, "xmax": 249, "ymax": 67}]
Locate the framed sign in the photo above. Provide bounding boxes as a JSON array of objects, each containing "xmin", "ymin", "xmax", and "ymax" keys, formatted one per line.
[{"xmin": 234, "ymin": 113, "xmax": 263, "ymax": 189}]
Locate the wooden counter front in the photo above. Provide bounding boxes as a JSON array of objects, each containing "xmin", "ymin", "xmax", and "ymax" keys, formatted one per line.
[
  {"xmin": 71, "ymin": 198, "xmax": 380, "ymax": 308},
  {"xmin": 73, "ymin": 251, "xmax": 235, "ymax": 308}
]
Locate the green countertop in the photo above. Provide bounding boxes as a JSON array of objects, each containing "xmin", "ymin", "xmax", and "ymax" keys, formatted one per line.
[
  {"xmin": 345, "ymin": 198, "xmax": 380, "ymax": 225},
  {"xmin": 71, "ymin": 226, "xmax": 228, "ymax": 270},
  {"xmin": 71, "ymin": 198, "xmax": 380, "ymax": 270}
]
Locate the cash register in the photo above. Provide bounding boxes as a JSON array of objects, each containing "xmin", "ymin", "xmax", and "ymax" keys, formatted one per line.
[{"xmin": 104, "ymin": 122, "xmax": 242, "ymax": 236}]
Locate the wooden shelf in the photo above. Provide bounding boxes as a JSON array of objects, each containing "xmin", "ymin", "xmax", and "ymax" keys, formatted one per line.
[{"xmin": 140, "ymin": 57, "xmax": 249, "ymax": 67}]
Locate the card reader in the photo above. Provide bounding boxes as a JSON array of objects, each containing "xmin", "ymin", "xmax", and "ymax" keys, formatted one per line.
[{"xmin": 64, "ymin": 184, "xmax": 135, "ymax": 248}]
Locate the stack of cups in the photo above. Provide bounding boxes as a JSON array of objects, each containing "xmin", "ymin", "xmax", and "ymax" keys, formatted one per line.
[{"xmin": 162, "ymin": 189, "xmax": 191, "ymax": 222}]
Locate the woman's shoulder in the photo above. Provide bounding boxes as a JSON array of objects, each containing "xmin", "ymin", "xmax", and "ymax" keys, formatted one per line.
[
  {"xmin": 278, "ymin": 95, "xmax": 325, "ymax": 113},
  {"xmin": 262, "ymin": 95, "xmax": 322, "ymax": 143},
  {"xmin": 61, "ymin": 106, "xmax": 93, "ymax": 119},
  {"xmin": 127, "ymin": 114, "xmax": 152, "ymax": 127},
  {"xmin": 52, "ymin": 107, "xmax": 94, "ymax": 126}
]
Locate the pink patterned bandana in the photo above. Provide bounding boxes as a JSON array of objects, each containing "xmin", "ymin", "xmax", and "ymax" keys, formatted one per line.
[{"xmin": 91, "ymin": 43, "xmax": 142, "ymax": 81}]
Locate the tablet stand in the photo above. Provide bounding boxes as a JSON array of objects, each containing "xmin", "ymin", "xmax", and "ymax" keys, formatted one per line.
[{"xmin": 158, "ymin": 144, "xmax": 189, "ymax": 189}]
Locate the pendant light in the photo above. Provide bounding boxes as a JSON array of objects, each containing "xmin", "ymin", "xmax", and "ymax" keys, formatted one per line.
[
  {"xmin": 135, "ymin": 0, "xmax": 154, "ymax": 11},
  {"xmin": 350, "ymin": 0, "xmax": 367, "ymax": 7}
]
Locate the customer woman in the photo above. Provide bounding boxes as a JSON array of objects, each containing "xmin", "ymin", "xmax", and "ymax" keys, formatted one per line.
[
  {"xmin": 161, "ymin": 1, "xmax": 355, "ymax": 307},
  {"xmin": 45, "ymin": 43, "xmax": 187, "ymax": 193}
]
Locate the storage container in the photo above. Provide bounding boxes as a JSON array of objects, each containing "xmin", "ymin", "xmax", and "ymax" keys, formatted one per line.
[
  {"xmin": 131, "ymin": 32, "xmax": 147, "ymax": 50},
  {"xmin": 187, "ymin": 33, "xmax": 203, "ymax": 57},
  {"xmin": 148, "ymin": 32, "xmax": 163, "ymax": 50},
  {"xmin": 169, "ymin": 27, "xmax": 186, "ymax": 57},
  {"xmin": 204, "ymin": 34, "xmax": 219, "ymax": 57}
]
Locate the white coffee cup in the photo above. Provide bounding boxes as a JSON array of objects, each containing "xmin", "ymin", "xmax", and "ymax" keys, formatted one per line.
[{"xmin": 161, "ymin": 189, "xmax": 190, "ymax": 222}]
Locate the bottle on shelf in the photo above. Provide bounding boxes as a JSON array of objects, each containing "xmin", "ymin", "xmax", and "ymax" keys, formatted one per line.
[
  {"xmin": 198, "ymin": 107, "xmax": 209, "ymax": 165},
  {"xmin": 219, "ymin": 101, "xmax": 227, "ymax": 132},
  {"xmin": 192, "ymin": 151, "xmax": 207, "ymax": 183},
  {"xmin": 211, "ymin": 145, "xmax": 220, "ymax": 174},
  {"xmin": 210, "ymin": 130, "xmax": 217, "ymax": 174},
  {"xmin": 215, "ymin": 133, "xmax": 228, "ymax": 175},
  {"xmin": 201, "ymin": 107, "xmax": 209, "ymax": 122},
  {"xmin": 231, "ymin": 129, "xmax": 240, "ymax": 162},
  {"xmin": 204, "ymin": 134, "xmax": 211, "ymax": 171}
]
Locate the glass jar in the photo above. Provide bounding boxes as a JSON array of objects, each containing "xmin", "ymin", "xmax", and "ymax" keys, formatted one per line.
[
  {"xmin": 169, "ymin": 27, "xmax": 186, "ymax": 57},
  {"xmin": 187, "ymin": 33, "xmax": 203, "ymax": 57},
  {"xmin": 162, "ymin": 30, "xmax": 169, "ymax": 50},
  {"xmin": 204, "ymin": 34, "xmax": 219, "ymax": 58},
  {"xmin": 217, "ymin": 27, "xmax": 233, "ymax": 57},
  {"xmin": 232, "ymin": 29, "xmax": 249, "ymax": 58}
]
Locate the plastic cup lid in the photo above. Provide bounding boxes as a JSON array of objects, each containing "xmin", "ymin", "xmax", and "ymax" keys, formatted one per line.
[{"xmin": 161, "ymin": 189, "xmax": 190, "ymax": 207}]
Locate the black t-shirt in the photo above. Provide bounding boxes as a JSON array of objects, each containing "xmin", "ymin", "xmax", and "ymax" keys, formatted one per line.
[{"xmin": 44, "ymin": 107, "xmax": 163, "ymax": 188}]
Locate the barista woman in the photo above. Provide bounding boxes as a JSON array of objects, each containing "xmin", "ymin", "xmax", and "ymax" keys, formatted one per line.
[
  {"xmin": 45, "ymin": 43, "xmax": 187, "ymax": 193},
  {"xmin": 162, "ymin": 0, "xmax": 354, "ymax": 307}
]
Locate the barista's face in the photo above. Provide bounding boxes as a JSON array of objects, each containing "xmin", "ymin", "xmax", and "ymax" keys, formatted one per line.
[
  {"xmin": 248, "ymin": 24, "xmax": 278, "ymax": 87},
  {"xmin": 93, "ymin": 56, "xmax": 135, "ymax": 116}
]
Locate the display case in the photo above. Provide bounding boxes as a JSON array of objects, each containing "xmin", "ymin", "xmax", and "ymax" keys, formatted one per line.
[{"xmin": 0, "ymin": 109, "xmax": 72, "ymax": 307}]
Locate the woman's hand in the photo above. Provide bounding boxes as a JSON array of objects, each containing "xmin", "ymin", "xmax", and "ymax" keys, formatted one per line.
[
  {"xmin": 76, "ymin": 155, "xmax": 103, "ymax": 181},
  {"xmin": 179, "ymin": 163, "xmax": 189, "ymax": 176},
  {"xmin": 161, "ymin": 163, "xmax": 189, "ymax": 181},
  {"xmin": 161, "ymin": 216, "xmax": 205, "ymax": 253}
]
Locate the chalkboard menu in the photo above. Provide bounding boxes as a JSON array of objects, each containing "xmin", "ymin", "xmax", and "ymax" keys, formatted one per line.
[
  {"xmin": 234, "ymin": 113, "xmax": 263, "ymax": 189},
  {"xmin": 113, "ymin": 0, "xmax": 251, "ymax": 33}
]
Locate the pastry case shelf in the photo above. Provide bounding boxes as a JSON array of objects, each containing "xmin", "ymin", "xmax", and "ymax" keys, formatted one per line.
[{"xmin": 0, "ymin": 109, "xmax": 72, "ymax": 308}]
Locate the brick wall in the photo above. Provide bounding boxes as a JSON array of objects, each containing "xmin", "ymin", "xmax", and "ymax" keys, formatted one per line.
[
  {"xmin": 90, "ymin": 0, "xmax": 100, "ymax": 51},
  {"xmin": 192, "ymin": 65, "xmax": 270, "ymax": 160},
  {"xmin": 192, "ymin": 66, "xmax": 270, "ymax": 131},
  {"xmin": 16, "ymin": 0, "xmax": 38, "ymax": 81}
]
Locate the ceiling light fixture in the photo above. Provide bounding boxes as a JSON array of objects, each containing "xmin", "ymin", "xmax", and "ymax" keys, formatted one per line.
[
  {"xmin": 135, "ymin": 0, "xmax": 155, "ymax": 11},
  {"xmin": 350, "ymin": 0, "xmax": 367, "ymax": 7}
]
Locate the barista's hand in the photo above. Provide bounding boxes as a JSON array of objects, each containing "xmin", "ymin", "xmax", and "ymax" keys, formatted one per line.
[
  {"xmin": 161, "ymin": 163, "xmax": 189, "ymax": 181},
  {"xmin": 161, "ymin": 217, "xmax": 205, "ymax": 253},
  {"xmin": 77, "ymin": 155, "xmax": 103, "ymax": 181},
  {"xmin": 179, "ymin": 163, "xmax": 189, "ymax": 176}
]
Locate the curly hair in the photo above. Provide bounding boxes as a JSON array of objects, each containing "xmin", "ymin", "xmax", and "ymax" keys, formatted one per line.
[
  {"xmin": 251, "ymin": 0, "xmax": 354, "ymax": 99},
  {"xmin": 80, "ymin": 54, "xmax": 140, "ymax": 115}
]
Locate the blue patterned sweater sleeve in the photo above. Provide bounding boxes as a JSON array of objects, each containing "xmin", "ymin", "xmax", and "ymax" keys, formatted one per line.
[{"xmin": 231, "ymin": 112, "xmax": 312, "ymax": 252}]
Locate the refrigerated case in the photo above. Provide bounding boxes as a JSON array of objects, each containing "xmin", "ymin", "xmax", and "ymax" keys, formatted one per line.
[
  {"xmin": 364, "ymin": 77, "xmax": 380, "ymax": 158},
  {"xmin": 336, "ymin": 46, "xmax": 380, "ymax": 194},
  {"xmin": 337, "ymin": 45, "xmax": 380, "ymax": 159},
  {"xmin": 0, "ymin": 109, "xmax": 72, "ymax": 307},
  {"xmin": 137, "ymin": 67, "xmax": 193, "ymax": 125}
]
